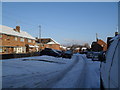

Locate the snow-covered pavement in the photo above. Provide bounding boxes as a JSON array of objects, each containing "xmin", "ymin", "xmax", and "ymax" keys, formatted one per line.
[{"xmin": 2, "ymin": 54, "xmax": 100, "ymax": 88}]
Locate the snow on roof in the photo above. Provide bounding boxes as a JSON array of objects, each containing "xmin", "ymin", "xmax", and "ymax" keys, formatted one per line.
[
  {"xmin": 60, "ymin": 46, "xmax": 67, "ymax": 49},
  {"xmin": 0, "ymin": 25, "xmax": 35, "ymax": 40},
  {"xmin": 47, "ymin": 41, "xmax": 56, "ymax": 44},
  {"xmin": 81, "ymin": 47, "xmax": 87, "ymax": 50},
  {"xmin": 41, "ymin": 37, "xmax": 60, "ymax": 44},
  {"xmin": 75, "ymin": 48, "xmax": 80, "ymax": 50},
  {"xmin": 50, "ymin": 38, "xmax": 60, "ymax": 44},
  {"xmin": 29, "ymin": 45, "xmax": 39, "ymax": 48}
]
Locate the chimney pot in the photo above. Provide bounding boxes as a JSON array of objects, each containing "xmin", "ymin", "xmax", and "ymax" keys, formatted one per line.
[{"xmin": 16, "ymin": 26, "xmax": 20, "ymax": 32}]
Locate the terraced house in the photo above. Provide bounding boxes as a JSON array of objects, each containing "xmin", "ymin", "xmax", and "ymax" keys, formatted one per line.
[{"xmin": 0, "ymin": 25, "xmax": 39, "ymax": 54}]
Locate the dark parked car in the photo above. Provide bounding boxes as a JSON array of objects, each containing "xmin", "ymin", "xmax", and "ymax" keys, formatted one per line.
[
  {"xmin": 86, "ymin": 51, "xmax": 93, "ymax": 58},
  {"xmin": 62, "ymin": 50, "xmax": 73, "ymax": 59},
  {"xmin": 80, "ymin": 51, "xmax": 88, "ymax": 54},
  {"xmin": 55, "ymin": 50, "xmax": 64, "ymax": 57},
  {"xmin": 92, "ymin": 52, "xmax": 101, "ymax": 61},
  {"xmin": 40, "ymin": 48, "xmax": 61, "ymax": 57}
]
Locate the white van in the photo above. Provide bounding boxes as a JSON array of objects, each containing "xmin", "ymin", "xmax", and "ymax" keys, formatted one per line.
[{"xmin": 100, "ymin": 34, "xmax": 120, "ymax": 88}]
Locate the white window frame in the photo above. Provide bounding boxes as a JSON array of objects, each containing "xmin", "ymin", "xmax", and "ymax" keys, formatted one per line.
[
  {"xmin": 28, "ymin": 39, "xmax": 32, "ymax": 43},
  {"xmin": 0, "ymin": 48, "xmax": 2, "ymax": 52},
  {"xmin": 7, "ymin": 35, "xmax": 10, "ymax": 40},
  {"xmin": 15, "ymin": 37, "xmax": 18, "ymax": 41},
  {"xmin": 33, "ymin": 40, "xmax": 35, "ymax": 43},
  {"xmin": 20, "ymin": 38, "xmax": 24, "ymax": 42}
]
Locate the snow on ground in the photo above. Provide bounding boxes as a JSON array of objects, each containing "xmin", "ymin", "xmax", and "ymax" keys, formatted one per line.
[
  {"xmin": 2, "ymin": 56, "xmax": 73, "ymax": 76},
  {"xmin": 53, "ymin": 54, "xmax": 100, "ymax": 88},
  {"xmin": 79, "ymin": 54, "xmax": 100, "ymax": 88},
  {"xmin": 2, "ymin": 54, "xmax": 100, "ymax": 88}
]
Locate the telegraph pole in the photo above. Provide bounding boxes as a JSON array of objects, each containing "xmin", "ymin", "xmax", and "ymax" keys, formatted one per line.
[
  {"xmin": 96, "ymin": 33, "xmax": 98, "ymax": 41},
  {"xmin": 39, "ymin": 25, "xmax": 41, "ymax": 51},
  {"xmin": 116, "ymin": 26, "xmax": 118, "ymax": 32},
  {"xmin": 39, "ymin": 25, "xmax": 41, "ymax": 39},
  {"xmin": 115, "ymin": 26, "xmax": 119, "ymax": 36}
]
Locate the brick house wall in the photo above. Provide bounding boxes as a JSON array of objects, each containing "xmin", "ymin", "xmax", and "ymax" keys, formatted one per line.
[
  {"xmin": 1, "ymin": 34, "xmax": 35, "ymax": 47},
  {"xmin": 97, "ymin": 39, "xmax": 107, "ymax": 51},
  {"xmin": 42, "ymin": 44, "xmax": 60, "ymax": 50},
  {"xmin": 0, "ymin": 25, "xmax": 37, "ymax": 54},
  {"xmin": 0, "ymin": 34, "xmax": 36, "ymax": 54}
]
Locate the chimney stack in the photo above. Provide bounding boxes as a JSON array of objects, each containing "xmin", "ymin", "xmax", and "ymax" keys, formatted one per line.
[
  {"xmin": 115, "ymin": 32, "xmax": 118, "ymax": 36},
  {"xmin": 16, "ymin": 26, "xmax": 20, "ymax": 32}
]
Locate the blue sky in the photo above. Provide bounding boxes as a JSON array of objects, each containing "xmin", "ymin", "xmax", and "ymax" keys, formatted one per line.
[{"xmin": 2, "ymin": 2, "xmax": 118, "ymax": 45}]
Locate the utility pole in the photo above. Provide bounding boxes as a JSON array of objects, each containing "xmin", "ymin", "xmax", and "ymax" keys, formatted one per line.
[
  {"xmin": 116, "ymin": 25, "xmax": 119, "ymax": 33},
  {"xmin": 96, "ymin": 33, "xmax": 98, "ymax": 41},
  {"xmin": 39, "ymin": 25, "xmax": 41, "ymax": 39},
  {"xmin": 115, "ymin": 26, "xmax": 119, "ymax": 36},
  {"xmin": 39, "ymin": 25, "xmax": 41, "ymax": 51}
]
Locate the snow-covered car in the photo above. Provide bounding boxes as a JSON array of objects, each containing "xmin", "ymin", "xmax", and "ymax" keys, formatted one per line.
[
  {"xmin": 40, "ymin": 48, "xmax": 61, "ymax": 57},
  {"xmin": 100, "ymin": 34, "xmax": 120, "ymax": 88}
]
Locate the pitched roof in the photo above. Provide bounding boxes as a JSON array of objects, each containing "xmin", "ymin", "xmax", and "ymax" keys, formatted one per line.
[
  {"xmin": 50, "ymin": 38, "xmax": 60, "ymax": 44},
  {"xmin": 0, "ymin": 25, "xmax": 35, "ymax": 40},
  {"xmin": 39, "ymin": 38, "xmax": 60, "ymax": 44},
  {"xmin": 47, "ymin": 41, "xmax": 56, "ymax": 44}
]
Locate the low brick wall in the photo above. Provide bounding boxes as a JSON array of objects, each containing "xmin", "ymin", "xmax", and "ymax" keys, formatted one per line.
[{"xmin": 0, "ymin": 52, "xmax": 40, "ymax": 59}]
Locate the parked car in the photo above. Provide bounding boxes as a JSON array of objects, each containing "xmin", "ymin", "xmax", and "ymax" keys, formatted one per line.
[
  {"xmin": 92, "ymin": 52, "xmax": 100, "ymax": 61},
  {"xmin": 98, "ymin": 51, "xmax": 106, "ymax": 62},
  {"xmin": 62, "ymin": 50, "xmax": 73, "ymax": 59},
  {"xmin": 55, "ymin": 50, "xmax": 64, "ymax": 57},
  {"xmin": 86, "ymin": 51, "xmax": 93, "ymax": 58},
  {"xmin": 40, "ymin": 48, "xmax": 61, "ymax": 57},
  {"xmin": 100, "ymin": 34, "xmax": 119, "ymax": 88},
  {"xmin": 80, "ymin": 51, "xmax": 88, "ymax": 54}
]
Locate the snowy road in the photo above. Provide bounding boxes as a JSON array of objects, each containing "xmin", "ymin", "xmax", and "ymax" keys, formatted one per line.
[{"xmin": 2, "ymin": 54, "xmax": 100, "ymax": 88}]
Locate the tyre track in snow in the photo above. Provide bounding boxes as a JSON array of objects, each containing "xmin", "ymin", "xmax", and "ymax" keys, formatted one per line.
[
  {"xmin": 76, "ymin": 55, "xmax": 88, "ymax": 88},
  {"xmin": 77, "ymin": 55, "xmax": 100, "ymax": 88},
  {"xmin": 52, "ymin": 54, "xmax": 86, "ymax": 88}
]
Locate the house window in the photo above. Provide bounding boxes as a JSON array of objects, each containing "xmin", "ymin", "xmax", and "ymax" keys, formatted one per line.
[
  {"xmin": 15, "ymin": 37, "xmax": 18, "ymax": 41},
  {"xmin": 50, "ymin": 44, "xmax": 52, "ymax": 46},
  {"xmin": 20, "ymin": 38, "xmax": 24, "ymax": 42},
  {"xmin": 33, "ymin": 40, "xmax": 35, "ymax": 43},
  {"xmin": 28, "ymin": 39, "xmax": 31, "ymax": 43},
  {"xmin": 7, "ymin": 35, "xmax": 10, "ymax": 40},
  {"xmin": 0, "ymin": 34, "xmax": 2, "ymax": 39},
  {"xmin": 41, "ymin": 39, "xmax": 43, "ymax": 43},
  {"xmin": 0, "ymin": 48, "xmax": 2, "ymax": 52}
]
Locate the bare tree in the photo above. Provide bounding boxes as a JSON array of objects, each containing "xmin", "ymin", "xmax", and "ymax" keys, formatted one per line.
[{"xmin": 83, "ymin": 43, "xmax": 90, "ymax": 49}]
